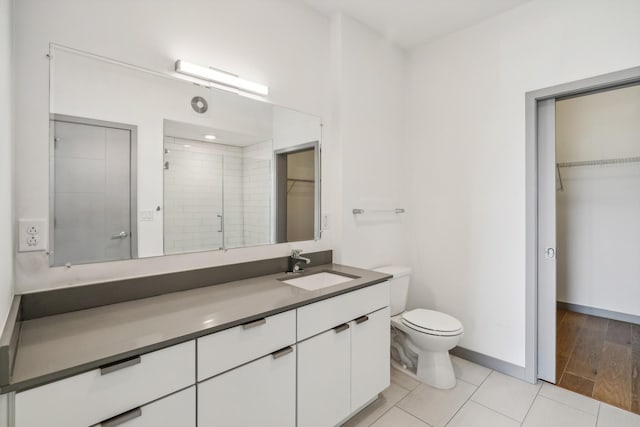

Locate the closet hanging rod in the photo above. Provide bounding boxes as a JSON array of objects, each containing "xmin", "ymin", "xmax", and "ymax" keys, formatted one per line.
[
  {"xmin": 352, "ymin": 208, "xmax": 405, "ymax": 215},
  {"xmin": 287, "ymin": 178, "xmax": 315, "ymax": 183},
  {"xmin": 557, "ymin": 156, "xmax": 640, "ymax": 168}
]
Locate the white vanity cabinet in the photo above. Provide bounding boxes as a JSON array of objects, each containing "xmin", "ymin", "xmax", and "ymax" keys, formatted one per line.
[
  {"xmin": 14, "ymin": 341, "xmax": 195, "ymax": 427},
  {"xmin": 196, "ymin": 310, "xmax": 297, "ymax": 427},
  {"xmin": 10, "ymin": 280, "xmax": 390, "ymax": 427},
  {"xmin": 197, "ymin": 346, "xmax": 296, "ymax": 427},
  {"xmin": 297, "ymin": 282, "xmax": 390, "ymax": 427}
]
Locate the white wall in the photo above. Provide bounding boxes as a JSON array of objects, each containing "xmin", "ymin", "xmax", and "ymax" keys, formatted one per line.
[
  {"xmin": 556, "ymin": 85, "xmax": 640, "ymax": 316},
  {"xmin": 332, "ymin": 14, "xmax": 409, "ymax": 269},
  {"xmin": 13, "ymin": 0, "xmax": 336, "ymax": 292},
  {"xmin": 0, "ymin": 0, "xmax": 14, "ymax": 330},
  {"xmin": 406, "ymin": 0, "xmax": 640, "ymax": 366}
]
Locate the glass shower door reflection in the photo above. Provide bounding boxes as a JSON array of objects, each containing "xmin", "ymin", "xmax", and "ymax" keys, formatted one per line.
[{"xmin": 163, "ymin": 139, "xmax": 224, "ymax": 255}]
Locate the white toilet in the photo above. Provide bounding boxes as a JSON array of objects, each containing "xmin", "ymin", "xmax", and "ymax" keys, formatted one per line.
[{"xmin": 374, "ymin": 266, "xmax": 464, "ymax": 389}]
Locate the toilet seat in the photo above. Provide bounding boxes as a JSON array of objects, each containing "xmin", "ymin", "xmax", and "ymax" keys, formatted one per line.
[{"xmin": 401, "ymin": 309, "xmax": 463, "ymax": 337}]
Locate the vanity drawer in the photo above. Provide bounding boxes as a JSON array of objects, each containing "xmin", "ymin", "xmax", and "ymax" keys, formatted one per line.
[
  {"xmin": 15, "ymin": 341, "xmax": 195, "ymax": 427},
  {"xmin": 91, "ymin": 386, "xmax": 195, "ymax": 427},
  {"xmin": 297, "ymin": 281, "xmax": 390, "ymax": 340},
  {"xmin": 197, "ymin": 309, "xmax": 295, "ymax": 381}
]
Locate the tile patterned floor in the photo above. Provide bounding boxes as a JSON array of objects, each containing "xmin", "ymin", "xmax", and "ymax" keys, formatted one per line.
[{"xmin": 343, "ymin": 356, "xmax": 640, "ymax": 426}]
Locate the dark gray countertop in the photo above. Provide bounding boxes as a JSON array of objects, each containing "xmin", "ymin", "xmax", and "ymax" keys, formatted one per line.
[{"xmin": 3, "ymin": 263, "xmax": 391, "ymax": 393}]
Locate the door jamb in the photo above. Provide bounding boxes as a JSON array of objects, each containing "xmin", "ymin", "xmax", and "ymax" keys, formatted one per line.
[{"xmin": 524, "ymin": 66, "xmax": 640, "ymax": 383}]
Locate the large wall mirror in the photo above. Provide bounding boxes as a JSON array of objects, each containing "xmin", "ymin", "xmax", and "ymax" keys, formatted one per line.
[{"xmin": 49, "ymin": 46, "xmax": 321, "ymax": 267}]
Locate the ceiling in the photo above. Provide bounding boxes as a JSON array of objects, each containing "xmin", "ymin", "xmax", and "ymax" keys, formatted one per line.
[
  {"xmin": 302, "ymin": 0, "xmax": 532, "ymax": 48},
  {"xmin": 164, "ymin": 120, "xmax": 269, "ymax": 147}
]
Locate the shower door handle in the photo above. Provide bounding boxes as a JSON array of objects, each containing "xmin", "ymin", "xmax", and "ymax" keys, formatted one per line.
[{"xmin": 217, "ymin": 214, "xmax": 223, "ymax": 233}]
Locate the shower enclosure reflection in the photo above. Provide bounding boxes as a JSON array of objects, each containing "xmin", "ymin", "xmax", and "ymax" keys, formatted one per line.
[{"xmin": 163, "ymin": 121, "xmax": 272, "ymax": 254}]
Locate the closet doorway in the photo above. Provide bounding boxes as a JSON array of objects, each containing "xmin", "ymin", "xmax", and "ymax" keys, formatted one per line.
[
  {"xmin": 555, "ymin": 85, "xmax": 640, "ymax": 413},
  {"xmin": 531, "ymin": 73, "xmax": 640, "ymax": 415}
]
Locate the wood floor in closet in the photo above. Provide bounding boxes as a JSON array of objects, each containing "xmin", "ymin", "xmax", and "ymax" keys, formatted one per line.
[{"xmin": 556, "ymin": 309, "xmax": 640, "ymax": 415}]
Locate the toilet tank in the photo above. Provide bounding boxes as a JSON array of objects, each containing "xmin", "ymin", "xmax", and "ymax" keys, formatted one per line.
[{"xmin": 373, "ymin": 265, "xmax": 412, "ymax": 316}]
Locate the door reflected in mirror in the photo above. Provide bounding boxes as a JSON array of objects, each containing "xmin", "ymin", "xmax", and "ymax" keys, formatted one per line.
[
  {"xmin": 49, "ymin": 45, "xmax": 321, "ymax": 265},
  {"xmin": 49, "ymin": 115, "xmax": 138, "ymax": 267}
]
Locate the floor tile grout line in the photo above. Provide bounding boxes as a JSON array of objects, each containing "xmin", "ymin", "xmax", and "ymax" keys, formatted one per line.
[
  {"xmin": 595, "ymin": 400, "xmax": 601, "ymax": 426},
  {"xmin": 443, "ymin": 369, "xmax": 494, "ymax": 426},
  {"xmin": 366, "ymin": 382, "xmax": 413, "ymax": 427},
  {"xmin": 467, "ymin": 399, "xmax": 524, "ymax": 424},
  {"xmin": 535, "ymin": 392, "xmax": 600, "ymax": 417},
  {"xmin": 366, "ymin": 403, "xmax": 399, "ymax": 427},
  {"xmin": 390, "ymin": 379, "xmax": 412, "ymax": 393},
  {"xmin": 518, "ymin": 379, "xmax": 543, "ymax": 425},
  {"xmin": 393, "ymin": 406, "xmax": 434, "ymax": 427}
]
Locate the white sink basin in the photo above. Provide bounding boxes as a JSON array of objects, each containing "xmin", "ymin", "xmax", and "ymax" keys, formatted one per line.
[{"xmin": 281, "ymin": 271, "xmax": 358, "ymax": 291}]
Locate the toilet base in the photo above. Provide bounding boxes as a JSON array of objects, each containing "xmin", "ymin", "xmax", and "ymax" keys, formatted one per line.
[
  {"xmin": 416, "ymin": 350, "xmax": 456, "ymax": 389},
  {"xmin": 391, "ymin": 353, "xmax": 457, "ymax": 390}
]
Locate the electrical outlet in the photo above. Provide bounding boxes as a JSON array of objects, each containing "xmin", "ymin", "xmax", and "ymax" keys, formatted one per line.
[{"xmin": 19, "ymin": 219, "xmax": 47, "ymax": 252}]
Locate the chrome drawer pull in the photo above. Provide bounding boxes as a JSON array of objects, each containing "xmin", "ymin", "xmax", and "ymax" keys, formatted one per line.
[
  {"xmin": 241, "ymin": 318, "xmax": 266, "ymax": 329},
  {"xmin": 100, "ymin": 407, "xmax": 142, "ymax": 427},
  {"xmin": 355, "ymin": 315, "xmax": 369, "ymax": 324},
  {"xmin": 333, "ymin": 323, "xmax": 350, "ymax": 333},
  {"xmin": 271, "ymin": 346, "xmax": 294, "ymax": 359},
  {"xmin": 100, "ymin": 355, "xmax": 141, "ymax": 375}
]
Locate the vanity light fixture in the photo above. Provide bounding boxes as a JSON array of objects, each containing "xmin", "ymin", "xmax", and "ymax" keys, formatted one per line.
[
  {"xmin": 175, "ymin": 60, "xmax": 269, "ymax": 96},
  {"xmin": 204, "ymin": 134, "xmax": 217, "ymax": 140}
]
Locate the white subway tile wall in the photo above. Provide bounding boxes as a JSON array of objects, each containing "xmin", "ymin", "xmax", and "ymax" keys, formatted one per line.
[
  {"xmin": 242, "ymin": 141, "xmax": 273, "ymax": 246},
  {"xmin": 163, "ymin": 137, "xmax": 272, "ymax": 254}
]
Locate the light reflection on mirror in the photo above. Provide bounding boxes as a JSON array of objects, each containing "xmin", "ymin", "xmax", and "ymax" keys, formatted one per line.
[{"xmin": 49, "ymin": 45, "xmax": 321, "ymax": 266}]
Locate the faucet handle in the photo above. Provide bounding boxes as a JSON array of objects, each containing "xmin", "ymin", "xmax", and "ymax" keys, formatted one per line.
[{"xmin": 291, "ymin": 249, "xmax": 302, "ymax": 257}]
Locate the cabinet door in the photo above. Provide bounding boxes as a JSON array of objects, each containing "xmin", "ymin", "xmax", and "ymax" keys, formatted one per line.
[
  {"xmin": 198, "ymin": 346, "xmax": 296, "ymax": 427},
  {"xmin": 92, "ymin": 386, "xmax": 195, "ymax": 427},
  {"xmin": 297, "ymin": 325, "xmax": 351, "ymax": 427},
  {"xmin": 351, "ymin": 307, "xmax": 390, "ymax": 411}
]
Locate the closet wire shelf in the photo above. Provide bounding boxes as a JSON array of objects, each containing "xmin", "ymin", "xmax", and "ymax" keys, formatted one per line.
[{"xmin": 556, "ymin": 155, "xmax": 640, "ymax": 192}]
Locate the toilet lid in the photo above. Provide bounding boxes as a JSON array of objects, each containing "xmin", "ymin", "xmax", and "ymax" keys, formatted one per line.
[{"xmin": 402, "ymin": 309, "xmax": 463, "ymax": 335}]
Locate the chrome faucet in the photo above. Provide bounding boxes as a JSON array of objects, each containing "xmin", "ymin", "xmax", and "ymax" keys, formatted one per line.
[{"xmin": 289, "ymin": 249, "xmax": 311, "ymax": 273}]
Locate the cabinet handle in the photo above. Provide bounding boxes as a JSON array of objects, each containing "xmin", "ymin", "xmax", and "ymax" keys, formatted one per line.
[
  {"xmin": 271, "ymin": 346, "xmax": 294, "ymax": 359},
  {"xmin": 100, "ymin": 355, "xmax": 141, "ymax": 375},
  {"xmin": 99, "ymin": 407, "xmax": 142, "ymax": 427},
  {"xmin": 355, "ymin": 315, "xmax": 369, "ymax": 324},
  {"xmin": 241, "ymin": 317, "xmax": 266, "ymax": 329},
  {"xmin": 333, "ymin": 323, "xmax": 350, "ymax": 333}
]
